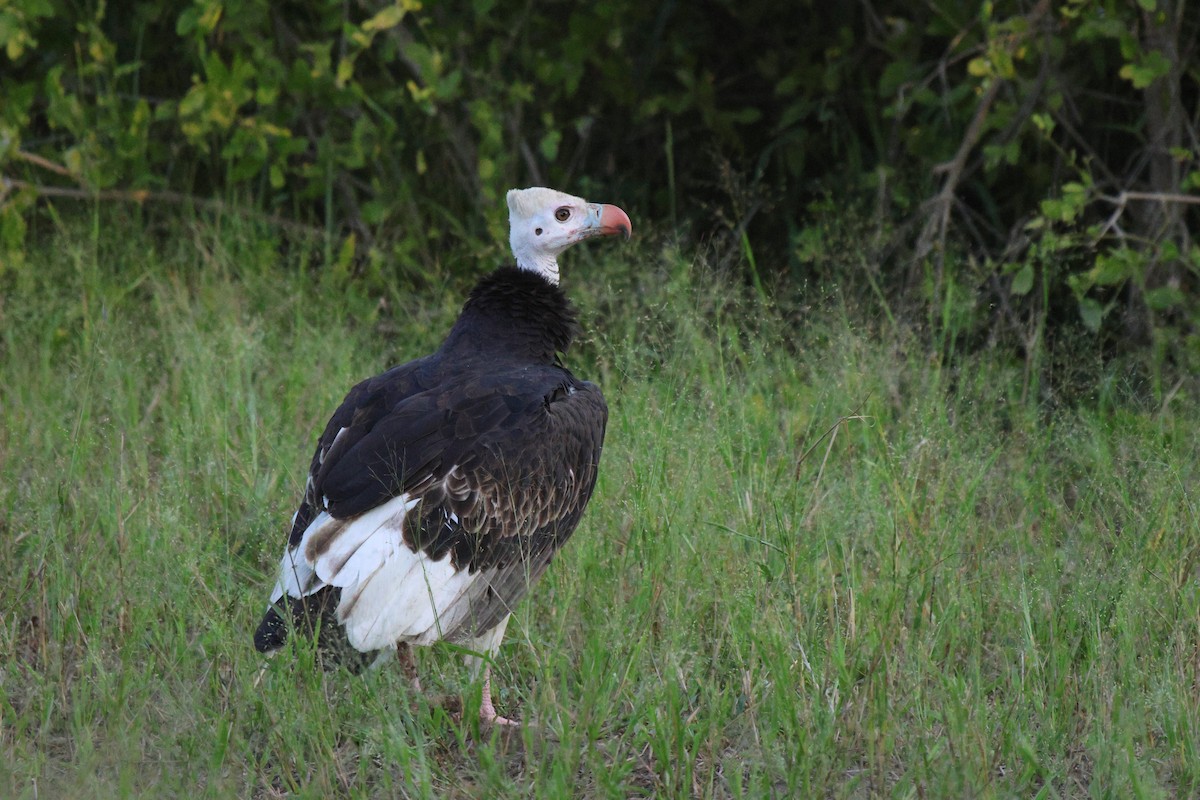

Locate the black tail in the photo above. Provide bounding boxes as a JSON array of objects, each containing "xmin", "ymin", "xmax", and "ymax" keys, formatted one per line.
[
  {"xmin": 252, "ymin": 603, "xmax": 296, "ymax": 653},
  {"xmin": 253, "ymin": 588, "xmax": 373, "ymax": 672}
]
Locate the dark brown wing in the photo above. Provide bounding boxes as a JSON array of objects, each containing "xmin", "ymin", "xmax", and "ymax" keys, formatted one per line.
[
  {"xmin": 308, "ymin": 364, "xmax": 604, "ymax": 638},
  {"xmin": 256, "ymin": 358, "xmax": 606, "ymax": 651},
  {"xmin": 283, "ymin": 357, "xmax": 431, "ymax": 550},
  {"xmin": 400, "ymin": 374, "xmax": 607, "ymax": 636}
]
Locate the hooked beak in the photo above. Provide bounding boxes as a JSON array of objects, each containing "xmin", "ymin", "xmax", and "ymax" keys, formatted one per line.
[{"xmin": 582, "ymin": 203, "xmax": 632, "ymax": 241}]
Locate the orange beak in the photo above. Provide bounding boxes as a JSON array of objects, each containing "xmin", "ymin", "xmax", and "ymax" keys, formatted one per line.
[{"xmin": 584, "ymin": 203, "xmax": 632, "ymax": 241}]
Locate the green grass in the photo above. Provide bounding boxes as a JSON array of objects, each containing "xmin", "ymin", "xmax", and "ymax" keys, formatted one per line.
[{"xmin": 2, "ymin": 212, "xmax": 1199, "ymax": 798}]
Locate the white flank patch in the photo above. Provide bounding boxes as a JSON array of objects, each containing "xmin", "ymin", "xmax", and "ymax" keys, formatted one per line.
[
  {"xmin": 338, "ymin": 552, "xmax": 486, "ymax": 652},
  {"xmin": 270, "ymin": 491, "xmax": 495, "ymax": 652},
  {"xmin": 269, "ymin": 546, "xmax": 323, "ymax": 604},
  {"xmin": 304, "ymin": 494, "xmax": 421, "ymax": 588},
  {"xmin": 267, "ymin": 492, "xmax": 417, "ymax": 605}
]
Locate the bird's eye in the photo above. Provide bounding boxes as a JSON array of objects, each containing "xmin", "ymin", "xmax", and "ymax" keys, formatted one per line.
[{"xmin": 554, "ymin": 207, "xmax": 570, "ymax": 222}]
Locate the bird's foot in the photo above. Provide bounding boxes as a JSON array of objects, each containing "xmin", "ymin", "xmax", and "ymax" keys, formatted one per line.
[
  {"xmin": 478, "ymin": 666, "xmax": 519, "ymax": 728},
  {"xmin": 479, "ymin": 699, "xmax": 520, "ymax": 728}
]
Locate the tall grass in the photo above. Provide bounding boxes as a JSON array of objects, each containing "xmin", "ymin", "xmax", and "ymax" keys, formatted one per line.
[{"xmin": 2, "ymin": 212, "xmax": 1198, "ymax": 798}]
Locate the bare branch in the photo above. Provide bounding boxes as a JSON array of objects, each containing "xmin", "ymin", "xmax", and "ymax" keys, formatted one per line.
[
  {"xmin": 518, "ymin": 139, "xmax": 544, "ymax": 187},
  {"xmin": 1093, "ymin": 190, "xmax": 1200, "ymax": 244},
  {"xmin": 913, "ymin": 0, "xmax": 1052, "ymax": 272},
  {"xmin": 1101, "ymin": 190, "xmax": 1200, "ymax": 206},
  {"xmin": 914, "ymin": 76, "xmax": 1003, "ymax": 263},
  {"xmin": 14, "ymin": 150, "xmax": 73, "ymax": 178},
  {"xmin": 2, "ymin": 177, "xmax": 322, "ymax": 237}
]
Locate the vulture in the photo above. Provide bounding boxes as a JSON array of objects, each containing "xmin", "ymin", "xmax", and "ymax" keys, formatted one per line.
[{"xmin": 254, "ymin": 187, "xmax": 631, "ymax": 726}]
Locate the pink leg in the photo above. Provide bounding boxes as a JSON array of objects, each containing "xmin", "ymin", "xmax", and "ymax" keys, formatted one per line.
[{"xmin": 478, "ymin": 666, "xmax": 518, "ymax": 727}]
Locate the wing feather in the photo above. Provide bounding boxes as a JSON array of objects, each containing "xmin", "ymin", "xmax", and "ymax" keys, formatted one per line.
[{"xmin": 259, "ymin": 361, "xmax": 606, "ymax": 653}]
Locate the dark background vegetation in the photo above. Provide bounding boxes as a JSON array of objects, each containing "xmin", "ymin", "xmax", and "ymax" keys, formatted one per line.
[{"xmin": 3, "ymin": 0, "xmax": 1198, "ymax": 391}]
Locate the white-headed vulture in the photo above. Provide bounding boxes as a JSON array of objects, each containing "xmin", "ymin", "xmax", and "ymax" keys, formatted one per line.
[{"xmin": 254, "ymin": 187, "xmax": 631, "ymax": 726}]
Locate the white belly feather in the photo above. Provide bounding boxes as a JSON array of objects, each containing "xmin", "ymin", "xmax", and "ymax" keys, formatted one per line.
[{"xmin": 271, "ymin": 493, "xmax": 498, "ymax": 653}]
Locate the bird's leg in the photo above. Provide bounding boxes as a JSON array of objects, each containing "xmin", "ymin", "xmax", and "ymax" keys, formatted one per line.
[
  {"xmin": 396, "ymin": 642, "xmax": 421, "ymax": 692},
  {"xmin": 478, "ymin": 665, "xmax": 518, "ymax": 728},
  {"xmin": 464, "ymin": 615, "xmax": 516, "ymax": 727}
]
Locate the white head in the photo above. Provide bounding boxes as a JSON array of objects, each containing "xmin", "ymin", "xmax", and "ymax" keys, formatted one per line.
[{"xmin": 507, "ymin": 187, "xmax": 632, "ymax": 284}]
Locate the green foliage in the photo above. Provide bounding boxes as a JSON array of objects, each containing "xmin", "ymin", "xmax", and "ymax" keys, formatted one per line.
[
  {"xmin": 0, "ymin": 0, "xmax": 52, "ymax": 61},
  {"xmin": 1, "ymin": 0, "xmax": 1198, "ymax": 380},
  {"xmin": 848, "ymin": 0, "xmax": 1200, "ymax": 381}
]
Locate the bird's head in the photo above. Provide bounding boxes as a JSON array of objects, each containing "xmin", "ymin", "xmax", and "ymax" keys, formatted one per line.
[{"xmin": 507, "ymin": 187, "xmax": 632, "ymax": 284}]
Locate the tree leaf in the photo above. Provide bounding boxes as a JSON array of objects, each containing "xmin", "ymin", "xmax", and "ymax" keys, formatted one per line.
[
  {"xmin": 1078, "ymin": 298, "xmax": 1104, "ymax": 332},
  {"xmin": 1089, "ymin": 251, "xmax": 1136, "ymax": 286},
  {"xmin": 1144, "ymin": 286, "xmax": 1184, "ymax": 310},
  {"xmin": 1011, "ymin": 263, "xmax": 1034, "ymax": 295},
  {"xmin": 363, "ymin": 5, "xmax": 407, "ymax": 33}
]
